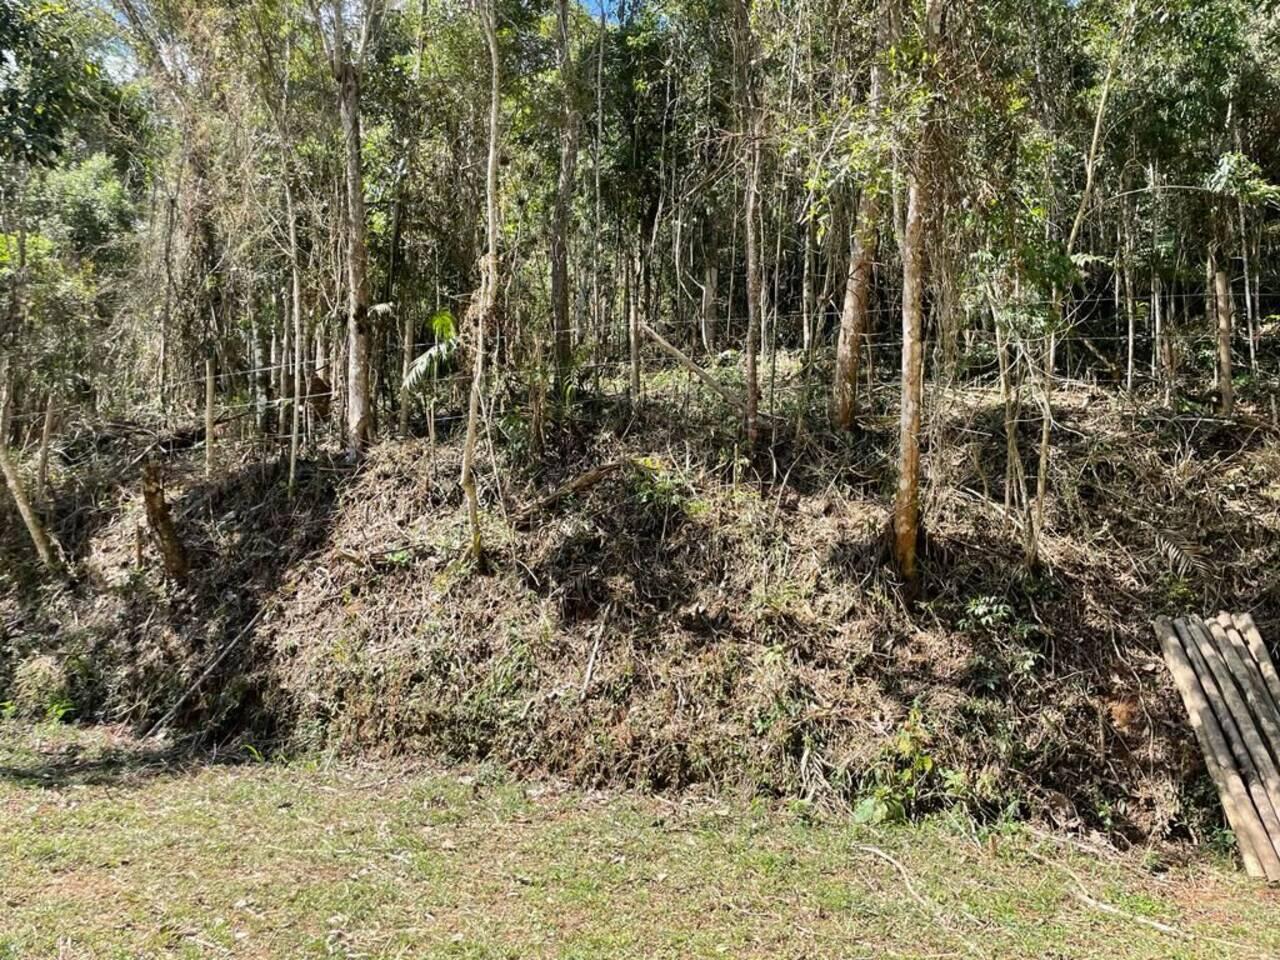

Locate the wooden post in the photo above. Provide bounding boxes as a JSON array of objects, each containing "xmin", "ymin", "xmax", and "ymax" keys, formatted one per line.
[
  {"xmin": 1212, "ymin": 615, "xmax": 1280, "ymax": 766},
  {"xmin": 1155, "ymin": 618, "xmax": 1273, "ymax": 879},
  {"xmin": 1236, "ymin": 614, "xmax": 1280, "ymax": 719},
  {"xmin": 1173, "ymin": 618, "xmax": 1280, "ymax": 878},
  {"xmin": 1185, "ymin": 617, "xmax": 1280, "ymax": 826}
]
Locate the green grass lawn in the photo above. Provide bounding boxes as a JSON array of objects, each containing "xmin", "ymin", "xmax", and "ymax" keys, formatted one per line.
[{"xmin": 2, "ymin": 722, "xmax": 1277, "ymax": 959}]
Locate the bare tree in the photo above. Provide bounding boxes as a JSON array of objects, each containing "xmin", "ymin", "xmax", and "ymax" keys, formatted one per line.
[{"xmin": 1213, "ymin": 248, "xmax": 1234, "ymax": 415}]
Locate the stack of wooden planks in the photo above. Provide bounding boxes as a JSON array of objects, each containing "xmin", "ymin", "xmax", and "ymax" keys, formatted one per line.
[{"xmin": 1154, "ymin": 613, "xmax": 1280, "ymax": 882}]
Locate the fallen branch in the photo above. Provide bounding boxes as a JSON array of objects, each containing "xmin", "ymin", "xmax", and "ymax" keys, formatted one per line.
[
  {"xmin": 515, "ymin": 458, "xmax": 654, "ymax": 527},
  {"xmin": 855, "ymin": 844, "xmax": 983, "ymax": 957},
  {"xmin": 1027, "ymin": 850, "xmax": 1263, "ymax": 956},
  {"xmin": 638, "ymin": 319, "xmax": 748, "ymax": 411},
  {"xmin": 144, "ymin": 606, "xmax": 269, "ymax": 739}
]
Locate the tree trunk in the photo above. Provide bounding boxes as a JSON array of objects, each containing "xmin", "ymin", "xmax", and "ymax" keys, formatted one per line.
[
  {"xmin": 734, "ymin": 0, "xmax": 761, "ymax": 447},
  {"xmin": 1238, "ymin": 201, "xmax": 1257, "ymax": 375},
  {"xmin": 1123, "ymin": 217, "xmax": 1136, "ymax": 391},
  {"xmin": 834, "ymin": 202, "xmax": 879, "ymax": 429},
  {"xmin": 338, "ymin": 58, "xmax": 373, "ymax": 456},
  {"xmin": 801, "ymin": 217, "xmax": 815, "ymax": 358},
  {"xmin": 461, "ymin": 0, "xmax": 501, "ymax": 562},
  {"xmin": 142, "ymin": 459, "xmax": 188, "ymax": 582},
  {"xmin": 0, "ymin": 365, "xmax": 58, "ymax": 571},
  {"xmin": 252, "ymin": 310, "xmax": 273, "ymax": 435},
  {"xmin": 629, "ymin": 242, "xmax": 641, "ymax": 401},
  {"xmin": 285, "ymin": 178, "xmax": 305, "ymax": 495},
  {"xmin": 1214, "ymin": 253, "xmax": 1234, "ymax": 416},
  {"xmin": 833, "ymin": 6, "xmax": 884, "ymax": 429},
  {"xmin": 550, "ymin": 0, "xmax": 579, "ymax": 392},
  {"xmin": 37, "ymin": 393, "xmax": 54, "ymax": 496},
  {"xmin": 893, "ymin": 170, "xmax": 927, "ymax": 586},
  {"xmin": 1151, "ymin": 272, "xmax": 1161, "ymax": 381},
  {"xmin": 204, "ymin": 355, "xmax": 215, "ymax": 478},
  {"xmin": 701, "ymin": 259, "xmax": 718, "ymax": 356},
  {"xmin": 398, "ymin": 309, "xmax": 415, "ymax": 436}
]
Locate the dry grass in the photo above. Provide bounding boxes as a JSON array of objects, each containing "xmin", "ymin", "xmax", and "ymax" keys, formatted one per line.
[{"xmin": 2, "ymin": 721, "xmax": 1279, "ymax": 959}]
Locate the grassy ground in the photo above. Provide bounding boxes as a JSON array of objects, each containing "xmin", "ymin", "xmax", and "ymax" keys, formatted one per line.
[{"xmin": 2, "ymin": 723, "xmax": 1278, "ymax": 960}]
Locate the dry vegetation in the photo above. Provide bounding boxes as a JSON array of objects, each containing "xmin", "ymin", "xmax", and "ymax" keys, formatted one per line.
[{"xmin": 4, "ymin": 367, "xmax": 1279, "ymax": 847}]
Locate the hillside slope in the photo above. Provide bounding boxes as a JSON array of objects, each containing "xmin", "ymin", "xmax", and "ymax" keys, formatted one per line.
[{"xmin": 3, "ymin": 384, "xmax": 1279, "ymax": 841}]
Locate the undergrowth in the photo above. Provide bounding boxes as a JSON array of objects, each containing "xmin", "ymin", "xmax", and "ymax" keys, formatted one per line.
[{"xmin": 2, "ymin": 376, "xmax": 1279, "ymax": 847}]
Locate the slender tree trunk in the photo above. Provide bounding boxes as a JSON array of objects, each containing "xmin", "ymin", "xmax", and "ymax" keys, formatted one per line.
[
  {"xmin": 701, "ymin": 257, "xmax": 718, "ymax": 356},
  {"xmin": 629, "ymin": 242, "xmax": 641, "ymax": 401},
  {"xmin": 734, "ymin": 0, "xmax": 761, "ymax": 446},
  {"xmin": 833, "ymin": 7, "xmax": 884, "ymax": 429},
  {"xmin": 394, "ymin": 0, "xmax": 427, "ymax": 438},
  {"xmin": 892, "ymin": 0, "xmax": 941, "ymax": 586},
  {"xmin": 801, "ymin": 217, "xmax": 815, "ymax": 358},
  {"xmin": 893, "ymin": 170, "xmax": 927, "ymax": 586},
  {"xmin": 338, "ymin": 59, "xmax": 373, "ymax": 456},
  {"xmin": 592, "ymin": 9, "xmax": 605, "ymax": 349},
  {"xmin": 398, "ymin": 309, "xmax": 415, "ymax": 436},
  {"xmin": 550, "ymin": 0, "xmax": 579, "ymax": 392},
  {"xmin": 1151, "ymin": 272, "xmax": 1162, "ymax": 382},
  {"xmin": 160, "ymin": 194, "xmax": 176, "ymax": 411},
  {"xmin": 0, "ymin": 362, "xmax": 58, "ymax": 571},
  {"xmin": 1238, "ymin": 200, "xmax": 1257, "ymax": 374},
  {"xmin": 1214, "ymin": 251, "xmax": 1234, "ymax": 416},
  {"xmin": 834, "ymin": 202, "xmax": 879, "ymax": 429},
  {"xmin": 285, "ymin": 179, "xmax": 305, "ymax": 495},
  {"xmin": 1032, "ymin": 334, "xmax": 1055, "ymax": 563},
  {"xmin": 1123, "ymin": 221, "xmax": 1136, "ymax": 391},
  {"xmin": 37, "ymin": 393, "xmax": 54, "ymax": 496},
  {"xmin": 252, "ymin": 311, "xmax": 273, "ymax": 435},
  {"xmin": 461, "ymin": 0, "xmax": 501, "ymax": 562},
  {"xmin": 142, "ymin": 459, "xmax": 188, "ymax": 581},
  {"xmin": 204, "ymin": 355, "xmax": 215, "ymax": 478}
]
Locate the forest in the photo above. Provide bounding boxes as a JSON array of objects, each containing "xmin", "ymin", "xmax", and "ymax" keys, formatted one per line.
[{"xmin": 3, "ymin": 0, "xmax": 1280, "ymax": 946}]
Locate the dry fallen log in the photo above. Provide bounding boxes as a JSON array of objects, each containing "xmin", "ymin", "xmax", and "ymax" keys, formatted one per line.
[{"xmin": 1155, "ymin": 617, "xmax": 1275, "ymax": 880}]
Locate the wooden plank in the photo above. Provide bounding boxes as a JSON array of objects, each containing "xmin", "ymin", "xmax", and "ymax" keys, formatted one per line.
[
  {"xmin": 1213, "ymin": 613, "xmax": 1280, "ymax": 768},
  {"xmin": 1177, "ymin": 616, "xmax": 1280, "ymax": 876},
  {"xmin": 1154, "ymin": 617, "xmax": 1270, "ymax": 879},
  {"xmin": 1235, "ymin": 613, "xmax": 1280, "ymax": 719}
]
